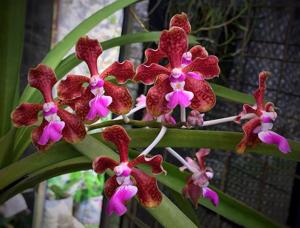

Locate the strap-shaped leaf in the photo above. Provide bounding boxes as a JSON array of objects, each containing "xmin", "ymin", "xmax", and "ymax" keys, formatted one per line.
[{"xmin": 0, "ymin": 1, "xmax": 26, "ymax": 136}]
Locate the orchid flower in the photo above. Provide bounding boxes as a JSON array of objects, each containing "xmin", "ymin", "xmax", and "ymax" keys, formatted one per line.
[
  {"xmin": 93, "ymin": 125, "xmax": 165, "ymax": 216},
  {"xmin": 187, "ymin": 110, "xmax": 204, "ymax": 127},
  {"xmin": 236, "ymin": 71, "xmax": 291, "ymax": 154},
  {"xmin": 135, "ymin": 95, "xmax": 176, "ymax": 125},
  {"xmin": 58, "ymin": 36, "xmax": 135, "ymax": 122},
  {"xmin": 11, "ymin": 64, "xmax": 86, "ymax": 150},
  {"xmin": 134, "ymin": 13, "xmax": 220, "ymax": 117},
  {"xmin": 180, "ymin": 149, "xmax": 219, "ymax": 207}
]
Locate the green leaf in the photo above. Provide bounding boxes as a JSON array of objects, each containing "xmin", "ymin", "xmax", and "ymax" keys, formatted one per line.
[
  {"xmin": 168, "ymin": 188, "xmax": 200, "ymax": 226},
  {"xmin": 0, "ymin": 135, "xmax": 281, "ymax": 227},
  {"xmin": 0, "ymin": 128, "xmax": 17, "ymax": 168},
  {"xmin": 0, "ymin": 142, "xmax": 82, "ymax": 190},
  {"xmin": 124, "ymin": 129, "xmax": 300, "ymax": 161},
  {"xmin": 0, "ymin": 156, "xmax": 90, "ymax": 204},
  {"xmin": 0, "ymin": 0, "xmax": 26, "ymax": 136},
  {"xmin": 146, "ymin": 193, "xmax": 197, "ymax": 228},
  {"xmin": 20, "ymin": 0, "xmax": 139, "ymax": 103}
]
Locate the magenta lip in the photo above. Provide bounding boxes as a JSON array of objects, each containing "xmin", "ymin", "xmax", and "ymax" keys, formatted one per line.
[{"xmin": 261, "ymin": 116, "xmax": 273, "ymax": 123}]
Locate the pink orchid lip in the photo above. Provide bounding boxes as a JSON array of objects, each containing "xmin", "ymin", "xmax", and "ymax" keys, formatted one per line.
[
  {"xmin": 107, "ymin": 185, "xmax": 138, "ymax": 216},
  {"xmin": 165, "ymin": 89, "xmax": 194, "ymax": 109},
  {"xmin": 38, "ymin": 120, "xmax": 65, "ymax": 145},
  {"xmin": 86, "ymin": 94, "xmax": 112, "ymax": 120},
  {"xmin": 202, "ymin": 187, "xmax": 219, "ymax": 206},
  {"xmin": 258, "ymin": 130, "xmax": 291, "ymax": 154},
  {"xmin": 261, "ymin": 111, "xmax": 277, "ymax": 123}
]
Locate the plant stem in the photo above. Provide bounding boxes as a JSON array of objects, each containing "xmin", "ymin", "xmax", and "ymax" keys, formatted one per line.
[
  {"xmin": 139, "ymin": 126, "xmax": 168, "ymax": 156},
  {"xmin": 180, "ymin": 107, "xmax": 186, "ymax": 122},
  {"xmin": 165, "ymin": 147, "xmax": 196, "ymax": 173},
  {"xmin": 113, "ymin": 104, "xmax": 145, "ymax": 120},
  {"xmin": 202, "ymin": 113, "xmax": 255, "ymax": 127}
]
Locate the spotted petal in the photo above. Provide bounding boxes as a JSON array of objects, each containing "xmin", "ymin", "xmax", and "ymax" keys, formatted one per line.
[
  {"xmin": 258, "ymin": 130, "xmax": 291, "ymax": 154},
  {"xmin": 28, "ymin": 64, "xmax": 57, "ymax": 102},
  {"xmin": 134, "ymin": 63, "xmax": 170, "ymax": 85},
  {"xmin": 107, "ymin": 185, "xmax": 138, "ymax": 216},
  {"xmin": 169, "ymin": 13, "xmax": 191, "ymax": 33},
  {"xmin": 100, "ymin": 60, "xmax": 135, "ymax": 83},
  {"xmin": 57, "ymin": 109, "xmax": 86, "ymax": 143},
  {"xmin": 144, "ymin": 48, "xmax": 167, "ymax": 65},
  {"xmin": 159, "ymin": 27, "xmax": 188, "ymax": 68},
  {"xmin": 182, "ymin": 177, "xmax": 202, "ymax": 207},
  {"xmin": 93, "ymin": 156, "xmax": 118, "ymax": 173},
  {"xmin": 183, "ymin": 56, "xmax": 220, "ymax": 80},
  {"xmin": 185, "ymin": 77, "xmax": 216, "ymax": 112},
  {"xmin": 253, "ymin": 71, "xmax": 270, "ymax": 111},
  {"xmin": 146, "ymin": 75, "xmax": 172, "ymax": 117},
  {"xmin": 129, "ymin": 155, "xmax": 166, "ymax": 175},
  {"xmin": 57, "ymin": 75, "xmax": 89, "ymax": 100},
  {"xmin": 102, "ymin": 125, "xmax": 131, "ymax": 163},
  {"xmin": 32, "ymin": 120, "xmax": 53, "ymax": 150},
  {"xmin": 104, "ymin": 175, "xmax": 119, "ymax": 198},
  {"xmin": 104, "ymin": 81, "xmax": 132, "ymax": 115},
  {"xmin": 76, "ymin": 36, "xmax": 102, "ymax": 75},
  {"xmin": 189, "ymin": 45, "xmax": 208, "ymax": 59},
  {"xmin": 11, "ymin": 103, "xmax": 42, "ymax": 127},
  {"xmin": 131, "ymin": 168, "xmax": 162, "ymax": 208},
  {"xmin": 236, "ymin": 117, "xmax": 261, "ymax": 154}
]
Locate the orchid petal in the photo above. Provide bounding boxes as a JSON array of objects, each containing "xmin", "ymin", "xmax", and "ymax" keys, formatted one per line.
[
  {"xmin": 202, "ymin": 187, "xmax": 219, "ymax": 206},
  {"xmin": 182, "ymin": 178, "xmax": 202, "ymax": 207},
  {"xmin": 134, "ymin": 63, "xmax": 170, "ymax": 85},
  {"xmin": 11, "ymin": 103, "xmax": 42, "ymax": 127},
  {"xmin": 57, "ymin": 75, "xmax": 89, "ymax": 100},
  {"xmin": 129, "ymin": 155, "xmax": 166, "ymax": 175},
  {"xmin": 107, "ymin": 185, "xmax": 138, "ymax": 216},
  {"xmin": 183, "ymin": 56, "xmax": 220, "ymax": 80},
  {"xmin": 258, "ymin": 131, "xmax": 291, "ymax": 154},
  {"xmin": 159, "ymin": 27, "xmax": 188, "ymax": 68},
  {"xmin": 236, "ymin": 117, "xmax": 261, "ymax": 154},
  {"xmin": 76, "ymin": 36, "xmax": 102, "ymax": 75},
  {"xmin": 189, "ymin": 45, "xmax": 208, "ymax": 59},
  {"xmin": 28, "ymin": 64, "xmax": 57, "ymax": 102},
  {"xmin": 104, "ymin": 176, "xmax": 119, "ymax": 198},
  {"xmin": 146, "ymin": 75, "xmax": 172, "ymax": 117},
  {"xmin": 57, "ymin": 109, "xmax": 86, "ymax": 143},
  {"xmin": 144, "ymin": 48, "xmax": 167, "ymax": 66},
  {"xmin": 131, "ymin": 168, "xmax": 162, "ymax": 208},
  {"xmin": 185, "ymin": 77, "xmax": 216, "ymax": 112},
  {"xmin": 104, "ymin": 81, "xmax": 132, "ymax": 115},
  {"xmin": 93, "ymin": 156, "xmax": 118, "ymax": 173},
  {"xmin": 102, "ymin": 125, "xmax": 131, "ymax": 163},
  {"xmin": 169, "ymin": 13, "xmax": 191, "ymax": 33},
  {"xmin": 100, "ymin": 60, "xmax": 135, "ymax": 83}
]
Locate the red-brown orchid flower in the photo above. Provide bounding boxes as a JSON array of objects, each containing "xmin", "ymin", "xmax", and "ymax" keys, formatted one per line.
[
  {"xmin": 58, "ymin": 36, "xmax": 135, "ymax": 122},
  {"xmin": 180, "ymin": 148, "xmax": 218, "ymax": 207},
  {"xmin": 134, "ymin": 13, "xmax": 220, "ymax": 117},
  {"xmin": 93, "ymin": 125, "xmax": 165, "ymax": 216},
  {"xmin": 11, "ymin": 64, "xmax": 86, "ymax": 150},
  {"xmin": 236, "ymin": 71, "xmax": 291, "ymax": 154}
]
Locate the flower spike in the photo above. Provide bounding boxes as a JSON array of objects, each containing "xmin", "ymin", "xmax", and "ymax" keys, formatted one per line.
[
  {"xmin": 58, "ymin": 36, "xmax": 135, "ymax": 122},
  {"xmin": 11, "ymin": 64, "xmax": 86, "ymax": 150},
  {"xmin": 93, "ymin": 125, "xmax": 165, "ymax": 216},
  {"xmin": 134, "ymin": 13, "xmax": 220, "ymax": 117},
  {"xmin": 236, "ymin": 71, "xmax": 291, "ymax": 154}
]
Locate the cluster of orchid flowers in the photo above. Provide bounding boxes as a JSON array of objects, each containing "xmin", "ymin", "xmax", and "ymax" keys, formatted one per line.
[{"xmin": 11, "ymin": 13, "xmax": 291, "ymax": 216}]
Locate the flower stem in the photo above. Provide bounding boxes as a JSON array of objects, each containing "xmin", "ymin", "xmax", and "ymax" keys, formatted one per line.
[
  {"xmin": 165, "ymin": 147, "xmax": 196, "ymax": 173},
  {"xmin": 139, "ymin": 126, "xmax": 168, "ymax": 156},
  {"xmin": 202, "ymin": 113, "xmax": 255, "ymax": 127},
  {"xmin": 113, "ymin": 104, "xmax": 146, "ymax": 120},
  {"xmin": 180, "ymin": 107, "xmax": 186, "ymax": 122}
]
